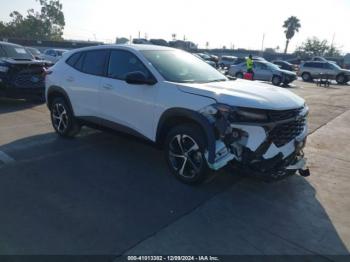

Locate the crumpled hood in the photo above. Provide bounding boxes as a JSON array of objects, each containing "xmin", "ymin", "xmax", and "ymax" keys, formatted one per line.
[{"xmin": 177, "ymin": 79, "xmax": 305, "ymax": 110}]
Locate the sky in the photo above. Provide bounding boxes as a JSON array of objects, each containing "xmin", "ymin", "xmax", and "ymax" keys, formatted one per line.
[{"xmin": 0, "ymin": 0, "xmax": 349, "ymax": 53}]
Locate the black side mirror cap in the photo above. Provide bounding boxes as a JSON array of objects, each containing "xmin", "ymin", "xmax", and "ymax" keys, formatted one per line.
[{"xmin": 125, "ymin": 71, "xmax": 157, "ymax": 85}]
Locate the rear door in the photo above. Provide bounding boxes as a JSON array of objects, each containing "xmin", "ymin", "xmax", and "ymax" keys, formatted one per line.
[{"xmin": 63, "ymin": 49, "xmax": 109, "ymax": 118}]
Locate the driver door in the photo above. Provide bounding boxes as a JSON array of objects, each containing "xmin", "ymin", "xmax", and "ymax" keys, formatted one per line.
[{"xmin": 99, "ymin": 50, "xmax": 158, "ymax": 140}]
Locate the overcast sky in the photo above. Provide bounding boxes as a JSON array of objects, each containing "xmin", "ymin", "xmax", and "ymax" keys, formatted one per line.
[{"xmin": 1, "ymin": 0, "xmax": 349, "ymax": 53}]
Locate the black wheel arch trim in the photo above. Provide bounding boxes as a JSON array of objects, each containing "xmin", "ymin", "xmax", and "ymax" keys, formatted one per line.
[
  {"xmin": 156, "ymin": 108, "xmax": 216, "ymax": 164},
  {"xmin": 46, "ymin": 86, "xmax": 74, "ymax": 115}
]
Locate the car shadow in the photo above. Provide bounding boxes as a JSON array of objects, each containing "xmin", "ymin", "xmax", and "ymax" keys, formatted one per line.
[
  {"xmin": 0, "ymin": 131, "xmax": 348, "ymax": 256},
  {"xmin": 0, "ymin": 97, "xmax": 44, "ymax": 114}
]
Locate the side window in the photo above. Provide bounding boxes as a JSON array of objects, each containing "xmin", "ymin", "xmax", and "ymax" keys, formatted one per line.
[
  {"xmin": 81, "ymin": 50, "xmax": 109, "ymax": 76},
  {"xmin": 323, "ymin": 63, "xmax": 332, "ymax": 69},
  {"xmin": 0, "ymin": 46, "xmax": 6, "ymax": 57},
  {"xmin": 108, "ymin": 50, "xmax": 151, "ymax": 80},
  {"xmin": 66, "ymin": 52, "xmax": 81, "ymax": 67}
]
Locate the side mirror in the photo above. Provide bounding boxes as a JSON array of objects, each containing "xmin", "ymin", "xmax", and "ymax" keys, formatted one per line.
[{"xmin": 125, "ymin": 71, "xmax": 156, "ymax": 85}]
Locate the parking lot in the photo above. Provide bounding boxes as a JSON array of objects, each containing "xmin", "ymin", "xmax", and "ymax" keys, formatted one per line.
[{"xmin": 0, "ymin": 80, "xmax": 349, "ymax": 258}]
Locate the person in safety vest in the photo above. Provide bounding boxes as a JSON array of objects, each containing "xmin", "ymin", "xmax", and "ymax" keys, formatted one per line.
[{"xmin": 246, "ymin": 54, "xmax": 254, "ymax": 79}]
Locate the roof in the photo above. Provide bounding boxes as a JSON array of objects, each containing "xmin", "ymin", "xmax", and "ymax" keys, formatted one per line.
[{"xmin": 0, "ymin": 41, "xmax": 22, "ymax": 47}]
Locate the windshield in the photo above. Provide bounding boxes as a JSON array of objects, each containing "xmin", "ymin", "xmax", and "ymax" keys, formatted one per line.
[
  {"xmin": 27, "ymin": 48, "xmax": 41, "ymax": 56},
  {"xmin": 1, "ymin": 44, "xmax": 33, "ymax": 60},
  {"xmin": 142, "ymin": 50, "xmax": 227, "ymax": 83},
  {"xmin": 329, "ymin": 63, "xmax": 341, "ymax": 70},
  {"xmin": 266, "ymin": 62, "xmax": 281, "ymax": 70}
]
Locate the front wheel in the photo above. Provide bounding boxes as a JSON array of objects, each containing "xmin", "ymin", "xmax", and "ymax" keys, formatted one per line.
[
  {"xmin": 50, "ymin": 97, "xmax": 81, "ymax": 138},
  {"xmin": 164, "ymin": 124, "xmax": 209, "ymax": 185},
  {"xmin": 336, "ymin": 74, "xmax": 348, "ymax": 84},
  {"xmin": 272, "ymin": 75, "xmax": 282, "ymax": 86}
]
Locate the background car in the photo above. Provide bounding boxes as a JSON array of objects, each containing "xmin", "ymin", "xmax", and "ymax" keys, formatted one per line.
[
  {"xmin": 299, "ymin": 61, "xmax": 350, "ymax": 84},
  {"xmin": 25, "ymin": 47, "xmax": 42, "ymax": 60},
  {"xmin": 272, "ymin": 60, "xmax": 296, "ymax": 71},
  {"xmin": 228, "ymin": 60, "xmax": 297, "ymax": 86},
  {"xmin": 218, "ymin": 56, "xmax": 237, "ymax": 68},
  {"xmin": 41, "ymin": 48, "xmax": 68, "ymax": 63},
  {"xmin": 194, "ymin": 53, "xmax": 217, "ymax": 67},
  {"xmin": 0, "ymin": 41, "xmax": 51, "ymax": 101}
]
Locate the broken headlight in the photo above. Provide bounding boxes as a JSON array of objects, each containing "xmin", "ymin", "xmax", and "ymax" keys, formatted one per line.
[
  {"xmin": 200, "ymin": 104, "xmax": 268, "ymax": 123},
  {"xmin": 234, "ymin": 109, "xmax": 269, "ymax": 122}
]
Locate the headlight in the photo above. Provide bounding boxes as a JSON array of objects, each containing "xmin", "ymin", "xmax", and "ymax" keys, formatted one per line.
[
  {"xmin": 235, "ymin": 109, "xmax": 269, "ymax": 121},
  {"xmin": 200, "ymin": 104, "xmax": 268, "ymax": 122},
  {"xmin": 0, "ymin": 66, "xmax": 9, "ymax": 73}
]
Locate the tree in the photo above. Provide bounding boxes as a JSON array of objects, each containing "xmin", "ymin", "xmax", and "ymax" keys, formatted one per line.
[
  {"xmin": 283, "ymin": 16, "xmax": 301, "ymax": 54},
  {"xmin": 295, "ymin": 37, "xmax": 342, "ymax": 58},
  {"xmin": 0, "ymin": 0, "xmax": 65, "ymax": 40}
]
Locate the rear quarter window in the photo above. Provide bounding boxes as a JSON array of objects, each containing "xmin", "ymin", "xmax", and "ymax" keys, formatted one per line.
[{"xmin": 66, "ymin": 52, "xmax": 81, "ymax": 67}]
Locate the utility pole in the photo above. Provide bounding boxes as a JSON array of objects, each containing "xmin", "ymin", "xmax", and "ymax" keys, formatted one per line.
[
  {"xmin": 261, "ymin": 33, "xmax": 265, "ymax": 53},
  {"xmin": 331, "ymin": 33, "xmax": 336, "ymax": 48}
]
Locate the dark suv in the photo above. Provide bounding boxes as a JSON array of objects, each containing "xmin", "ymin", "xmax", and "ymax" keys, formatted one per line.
[{"xmin": 0, "ymin": 41, "xmax": 52, "ymax": 101}]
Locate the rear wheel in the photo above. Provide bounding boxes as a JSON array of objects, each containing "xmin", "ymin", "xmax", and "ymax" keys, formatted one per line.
[
  {"xmin": 302, "ymin": 72, "xmax": 312, "ymax": 82},
  {"xmin": 272, "ymin": 75, "xmax": 282, "ymax": 86},
  {"xmin": 50, "ymin": 97, "xmax": 80, "ymax": 138},
  {"xmin": 164, "ymin": 124, "xmax": 209, "ymax": 185}
]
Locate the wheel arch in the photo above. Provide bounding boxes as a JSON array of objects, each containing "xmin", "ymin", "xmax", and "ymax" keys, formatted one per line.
[
  {"xmin": 156, "ymin": 108, "xmax": 217, "ymax": 164},
  {"xmin": 46, "ymin": 86, "xmax": 74, "ymax": 115}
]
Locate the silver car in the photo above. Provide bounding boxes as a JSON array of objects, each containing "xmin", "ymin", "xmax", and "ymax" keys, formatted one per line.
[
  {"xmin": 228, "ymin": 61, "xmax": 297, "ymax": 86},
  {"xmin": 41, "ymin": 48, "xmax": 68, "ymax": 63},
  {"xmin": 299, "ymin": 61, "xmax": 350, "ymax": 84}
]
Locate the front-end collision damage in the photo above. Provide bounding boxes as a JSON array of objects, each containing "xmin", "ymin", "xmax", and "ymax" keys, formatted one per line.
[{"xmin": 199, "ymin": 103, "xmax": 310, "ymax": 179}]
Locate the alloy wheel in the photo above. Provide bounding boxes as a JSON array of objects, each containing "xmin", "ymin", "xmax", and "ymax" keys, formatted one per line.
[
  {"xmin": 168, "ymin": 134, "xmax": 203, "ymax": 179},
  {"xmin": 52, "ymin": 103, "xmax": 69, "ymax": 133}
]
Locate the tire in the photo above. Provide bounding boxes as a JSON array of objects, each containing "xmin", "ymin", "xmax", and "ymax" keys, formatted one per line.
[
  {"xmin": 302, "ymin": 72, "xmax": 312, "ymax": 82},
  {"xmin": 50, "ymin": 97, "xmax": 81, "ymax": 138},
  {"xmin": 272, "ymin": 75, "xmax": 282, "ymax": 86},
  {"xmin": 236, "ymin": 72, "xmax": 244, "ymax": 79},
  {"xmin": 336, "ymin": 74, "xmax": 347, "ymax": 84},
  {"xmin": 164, "ymin": 124, "xmax": 209, "ymax": 185},
  {"xmin": 219, "ymin": 63, "xmax": 225, "ymax": 68}
]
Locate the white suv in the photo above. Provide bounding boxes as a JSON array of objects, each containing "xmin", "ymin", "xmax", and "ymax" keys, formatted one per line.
[{"xmin": 45, "ymin": 44, "xmax": 310, "ymax": 184}]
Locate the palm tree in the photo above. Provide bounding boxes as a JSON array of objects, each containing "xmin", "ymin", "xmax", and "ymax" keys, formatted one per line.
[{"xmin": 283, "ymin": 16, "xmax": 301, "ymax": 53}]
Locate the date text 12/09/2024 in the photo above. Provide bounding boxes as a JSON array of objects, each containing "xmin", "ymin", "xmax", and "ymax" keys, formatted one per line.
[{"xmin": 127, "ymin": 256, "xmax": 220, "ymax": 261}]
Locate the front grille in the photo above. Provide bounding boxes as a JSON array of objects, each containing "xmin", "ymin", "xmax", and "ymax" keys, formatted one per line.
[
  {"xmin": 269, "ymin": 107, "xmax": 304, "ymax": 121},
  {"xmin": 269, "ymin": 117, "xmax": 306, "ymax": 147},
  {"xmin": 13, "ymin": 69, "xmax": 44, "ymax": 89}
]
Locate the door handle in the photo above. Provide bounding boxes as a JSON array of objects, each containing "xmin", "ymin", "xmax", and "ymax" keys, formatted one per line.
[
  {"xmin": 66, "ymin": 76, "xmax": 74, "ymax": 82},
  {"xmin": 102, "ymin": 84, "xmax": 113, "ymax": 90}
]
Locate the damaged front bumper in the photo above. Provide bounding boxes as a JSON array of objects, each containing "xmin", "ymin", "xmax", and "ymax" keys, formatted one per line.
[{"xmin": 201, "ymin": 104, "xmax": 310, "ymax": 179}]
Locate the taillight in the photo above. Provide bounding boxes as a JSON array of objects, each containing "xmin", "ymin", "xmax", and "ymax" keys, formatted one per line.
[{"xmin": 42, "ymin": 67, "xmax": 53, "ymax": 76}]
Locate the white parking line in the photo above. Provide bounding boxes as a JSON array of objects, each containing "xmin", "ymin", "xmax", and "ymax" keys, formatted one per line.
[{"xmin": 0, "ymin": 151, "xmax": 15, "ymax": 164}]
